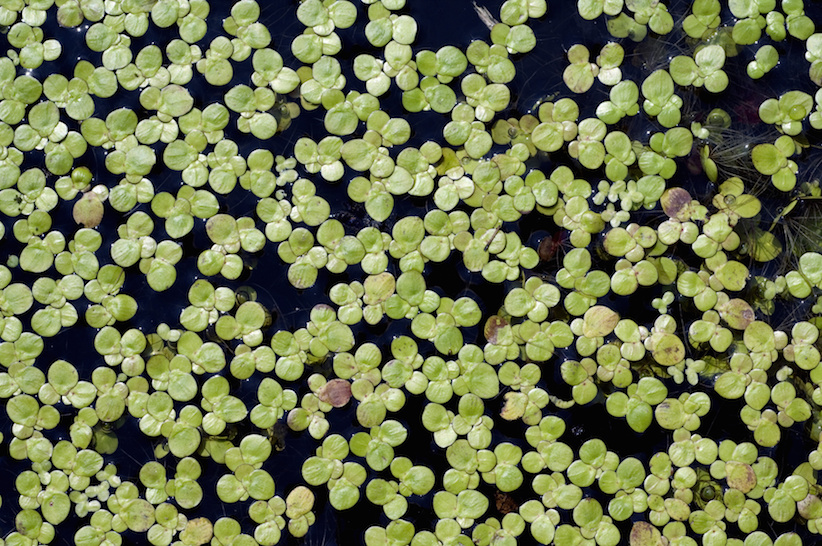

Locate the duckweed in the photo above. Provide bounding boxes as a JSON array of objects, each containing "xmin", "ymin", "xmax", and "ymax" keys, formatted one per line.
[{"xmin": 5, "ymin": 1, "xmax": 822, "ymax": 545}]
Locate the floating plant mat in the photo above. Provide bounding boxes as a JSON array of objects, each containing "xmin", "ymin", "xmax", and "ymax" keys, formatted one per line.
[{"xmin": 7, "ymin": 0, "xmax": 822, "ymax": 545}]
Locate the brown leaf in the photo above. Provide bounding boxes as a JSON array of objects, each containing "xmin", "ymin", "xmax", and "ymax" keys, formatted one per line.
[
  {"xmin": 494, "ymin": 490, "xmax": 518, "ymax": 514},
  {"xmin": 318, "ymin": 379, "xmax": 352, "ymax": 408},
  {"xmin": 660, "ymin": 187, "xmax": 692, "ymax": 220},
  {"xmin": 484, "ymin": 315, "xmax": 509, "ymax": 344}
]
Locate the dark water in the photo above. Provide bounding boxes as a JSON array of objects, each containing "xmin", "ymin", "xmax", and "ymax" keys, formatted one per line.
[{"xmin": 0, "ymin": 0, "xmax": 821, "ymax": 544}]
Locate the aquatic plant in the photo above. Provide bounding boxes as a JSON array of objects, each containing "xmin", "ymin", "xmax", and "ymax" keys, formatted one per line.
[{"xmin": 7, "ymin": 0, "xmax": 822, "ymax": 545}]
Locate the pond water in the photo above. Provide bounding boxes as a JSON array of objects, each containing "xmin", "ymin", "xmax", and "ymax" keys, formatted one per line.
[{"xmin": 1, "ymin": 0, "xmax": 822, "ymax": 545}]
